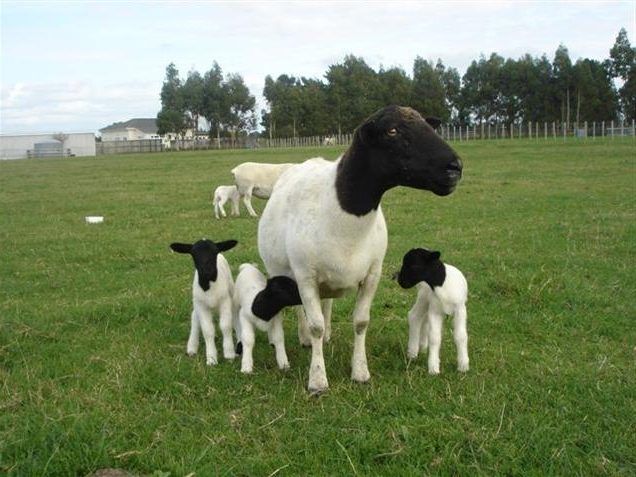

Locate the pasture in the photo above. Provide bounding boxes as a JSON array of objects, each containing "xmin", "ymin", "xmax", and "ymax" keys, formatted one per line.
[{"xmin": 0, "ymin": 139, "xmax": 634, "ymax": 476}]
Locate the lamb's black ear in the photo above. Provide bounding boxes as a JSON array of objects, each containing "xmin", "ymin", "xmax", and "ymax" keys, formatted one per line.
[
  {"xmin": 430, "ymin": 251, "xmax": 442, "ymax": 261},
  {"xmin": 170, "ymin": 243, "xmax": 192, "ymax": 254},
  {"xmin": 425, "ymin": 117, "xmax": 442, "ymax": 130},
  {"xmin": 216, "ymin": 240, "xmax": 238, "ymax": 252}
]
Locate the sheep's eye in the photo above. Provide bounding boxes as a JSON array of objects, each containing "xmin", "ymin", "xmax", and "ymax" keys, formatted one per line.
[{"xmin": 387, "ymin": 128, "xmax": 398, "ymax": 137}]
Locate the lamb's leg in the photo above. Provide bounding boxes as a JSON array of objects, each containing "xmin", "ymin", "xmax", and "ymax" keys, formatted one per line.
[
  {"xmin": 427, "ymin": 309, "xmax": 444, "ymax": 375},
  {"xmin": 213, "ymin": 197, "xmax": 220, "ymax": 220},
  {"xmin": 219, "ymin": 299, "xmax": 236, "ymax": 360},
  {"xmin": 453, "ymin": 304, "xmax": 469, "ymax": 372},
  {"xmin": 242, "ymin": 186, "xmax": 258, "ymax": 217},
  {"xmin": 239, "ymin": 312, "xmax": 255, "ymax": 373},
  {"xmin": 296, "ymin": 306, "xmax": 311, "ymax": 347},
  {"xmin": 322, "ymin": 299, "xmax": 333, "ymax": 343},
  {"xmin": 420, "ymin": 316, "xmax": 429, "ymax": 350},
  {"xmin": 197, "ymin": 306, "xmax": 218, "ymax": 366},
  {"xmin": 269, "ymin": 315, "xmax": 290, "ymax": 371},
  {"xmin": 407, "ymin": 306, "xmax": 424, "ymax": 359},
  {"xmin": 187, "ymin": 309, "xmax": 200, "ymax": 356},
  {"xmin": 297, "ymin": 281, "xmax": 328, "ymax": 393},
  {"xmin": 218, "ymin": 197, "xmax": 228, "ymax": 218},
  {"xmin": 350, "ymin": 268, "xmax": 381, "ymax": 383}
]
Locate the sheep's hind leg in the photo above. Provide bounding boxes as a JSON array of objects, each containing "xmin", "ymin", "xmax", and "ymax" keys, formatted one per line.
[
  {"xmin": 242, "ymin": 186, "xmax": 258, "ymax": 217},
  {"xmin": 187, "ymin": 309, "xmax": 200, "ymax": 356},
  {"xmin": 296, "ymin": 306, "xmax": 311, "ymax": 347}
]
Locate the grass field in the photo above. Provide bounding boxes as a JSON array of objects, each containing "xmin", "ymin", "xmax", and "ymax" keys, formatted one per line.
[{"xmin": 1, "ymin": 139, "xmax": 634, "ymax": 476}]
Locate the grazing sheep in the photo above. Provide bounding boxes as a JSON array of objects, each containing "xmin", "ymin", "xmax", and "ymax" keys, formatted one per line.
[
  {"xmin": 231, "ymin": 162, "xmax": 295, "ymax": 217},
  {"xmin": 213, "ymin": 185, "xmax": 241, "ymax": 219},
  {"xmin": 233, "ymin": 263, "xmax": 302, "ymax": 373},
  {"xmin": 257, "ymin": 105, "xmax": 462, "ymax": 393},
  {"xmin": 170, "ymin": 238, "xmax": 238, "ymax": 365},
  {"xmin": 395, "ymin": 248, "xmax": 469, "ymax": 374}
]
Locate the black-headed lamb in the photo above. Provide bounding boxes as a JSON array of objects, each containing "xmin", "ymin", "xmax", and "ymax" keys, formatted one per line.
[
  {"xmin": 170, "ymin": 238, "xmax": 238, "ymax": 365},
  {"xmin": 231, "ymin": 162, "xmax": 295, "ymax": 217},
  {"xmin": 395, "ymin": 248, "xmax": 469, "ymax": 374},
  {"xmin": 233, "ymin": 263, "xmax": 302, "ymax": 373},
  {"xmin": 257, "ymin": 105, "xmax": 462, "ymax": 393}
]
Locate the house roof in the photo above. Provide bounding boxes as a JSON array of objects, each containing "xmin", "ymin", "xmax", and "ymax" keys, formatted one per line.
[{"xmin": 99, "ymin": 118, "xmax": 158, "ymax": 134}]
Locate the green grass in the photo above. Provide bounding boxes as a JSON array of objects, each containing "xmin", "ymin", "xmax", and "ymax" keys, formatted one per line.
[{"xmin": 1, "ymin": 139, "xmax": 635, "ymax": 476}]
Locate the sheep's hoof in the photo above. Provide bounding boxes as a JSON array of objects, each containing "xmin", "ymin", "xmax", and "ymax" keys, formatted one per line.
[
  {"xmin": 224, "ymin": 352, "xmax": 237, "ymax": 360},
  {"xmin": 186, "ymin": 350, "xmax": 197, "ymax": 357},
  {"xmin": 407, "ymin": 351, "xmax": 419, "ymax": 360},
  {"xmin": 307, "ymin": 385, "xmax": 328, "ymax": 396},
  {"xmin": 241, "ymin": 368, "xmax": 253, "ymax": 374},
  {"xmin": 206, "ymin": 358, "xmax": 218, "ymax": 366},
  {"xmin": 428, "ymin": 368, "xmax": 440, "ymax": 375},
  {"xmin": 279, "ymin": 362, "xmax": 290, "ymax": 371},
  {"xmin": 457, "ymin": 362, "xmax": 470, "ymax": 373}
]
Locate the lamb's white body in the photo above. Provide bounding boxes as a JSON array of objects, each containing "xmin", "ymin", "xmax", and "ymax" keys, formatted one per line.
[
  {"xmin": 187, "ymin": 254, "xmax": 237, "ymax": 365},
  {"xmin": 213, "ymin": 185, "xmax": 240, "ymax": 219},
  {"xmin": 259, "ymin": 157, "xmax": 387, "ymax": 391},
  {"xmin": 231, "ymin": 162, "xmax": 295, "ymax": 217},
  {"xmin": 233, "ymin": 264, "xmax": 289, "ymax": 373},
  {"xmin": 407, "ymin": 264, "xmax": 469, "ymax": 374}
]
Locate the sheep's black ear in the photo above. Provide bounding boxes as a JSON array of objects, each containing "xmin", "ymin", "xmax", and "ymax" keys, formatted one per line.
[
  {"xmin": 425, "ymin": 117, "xmax": 442, "ymax": 130},
  {"xmin": 430, "ymin": 251, "xmax": 441, "ymax": 261},
  {"xmin": 170, "ymin": 243, "xmax": 192, "ymax": 254},
  {"xmin": 356, "ymin": 119, "xmax": 377, "ymax": 146},
  {"xmin": 216, "ymin": 240, "xmax": 238, "ymax": 252}
]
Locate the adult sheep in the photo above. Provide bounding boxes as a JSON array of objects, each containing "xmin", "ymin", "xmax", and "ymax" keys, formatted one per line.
[
  {"xmin": 231, "ymin": 162, "xmax": 295, "ymax": 217},
  {"xmin": 257, "ymin": 105, "xmax": 463, "ymax": 393}
]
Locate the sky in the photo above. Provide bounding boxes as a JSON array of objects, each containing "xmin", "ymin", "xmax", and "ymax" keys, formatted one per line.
[{"xmin": 1, "ymin": 0, "xmax": 634, "ymax": 135}]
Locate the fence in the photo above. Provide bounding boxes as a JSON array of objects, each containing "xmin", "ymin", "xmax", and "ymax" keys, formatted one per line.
[{"xmin": 96, "ymin": 139, "xmax": 163, "ymax": 155}]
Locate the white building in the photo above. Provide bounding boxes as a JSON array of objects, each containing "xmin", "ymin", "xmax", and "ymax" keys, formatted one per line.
[
  {"xmin": 99, "ymin": 118, "xmax": 161, "ymax": 141},
  {"xmin": 0, "ymin": 133, "xmax": 96, "ymax": 160}
]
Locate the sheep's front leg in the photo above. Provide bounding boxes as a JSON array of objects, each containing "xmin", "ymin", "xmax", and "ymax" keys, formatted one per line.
[
  {"xmin": 197, "ymin": 306, "xmax": 218, "ymax": 366},
  {"xmin": 219, "ymin": 299, "xmax": 236, "ymax": 360},
  {"xmin": 242, "ymin": 186, "xmax": 258, "ymax": 217},
  {"xmin": 187, "ymin": 309, "xmax": 200, "ymax": 356},
  {"xmin": 231, "ymin": 195, "xmax": 240, "ymax": 216},
  {"xmin": 351, "ymin": 269, "xmax": 381, "ymax": 383},
  {"xmin": 427, "ymin": 309, "xmax": 444, "ymax": 375},
  {"xmin": 239, "ymin": 312, "xmax": 255, "ymax": 373},
  {"xmin": 453, "ymin": 304, "xmax": 469, "ymax": 372},
  {"xmin": 296, "ymin": 306, "xmax": 311, "ymax": 347},
  {"xmin": 298, "ymin": 281, "xmax": 328, "ymax": 393},
  {"xmin": 269, "ymin": 314, "xmax": 290, "ymax": 370},
  {"xmin": 218, "ymin": 198, "xmax": 228, "ymax": 218},
  {"xmin": 407, "ymin": 306, "xmax": 424, "ymax": 360},
  {"xmin": 322, "ymin": 299, "xmax": 333, "ymax": 343},
  {"xmin": 214, "ymin": 200, "xmax": 221, "ymax": 220}
]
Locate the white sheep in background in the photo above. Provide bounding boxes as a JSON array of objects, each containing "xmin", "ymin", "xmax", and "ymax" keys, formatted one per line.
[
  {"xmin": 395, "ymin": 248, "xmax": 469, "ymax": 374},
  {"xmin": 170, "ymin": 238, "xmax": 239, "ymax": 365},
  {"xmin": 231, "ymin": 162, "xmax": 295, "ymax": 217},
  {"xmin": 257, "ymin": 105, "xmax": 463, "ymax": 393},
  {"xmin": 233, "ymin": 263, "xmax": 302, "ymax": 373},
  {"xmin": 213, "ymin": 185, "xmax": 241, "ymax": 219}
]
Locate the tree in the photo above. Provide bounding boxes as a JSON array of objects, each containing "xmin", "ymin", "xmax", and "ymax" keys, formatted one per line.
[
  {"xmin": 222, "ymin": 73, "xmax": 256, "ymax": 145},
  {"xmin": 608, "ymin": 28, "xmax": 636, "ymax": 121},
  {"xmin": 202, "ymin": 62, "xmax": 225, "ymax": 145},
  {"xmin": 377, "ymin": 66, "xmax": 412, "ymax": 108},
  {"xmin": 157, "ymin": 63, "xmax": 188, "ymax": 148},
  {"xmin": 553, "ymin": 44, "xmax": 573, "ymax": 125},
  {"xmin": 411, "ymin": 57, "xmax": 448, "ymax": 120},
  {"xmin": 182, "ymin": 70, "xmax": 205, "ymax": 134}
]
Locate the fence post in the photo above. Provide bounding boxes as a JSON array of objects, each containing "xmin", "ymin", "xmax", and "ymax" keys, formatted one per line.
[
  {"xmin": 611, "ymin": 120, "xmax": 614, "ymax": 140},
  {"xmin": 563, "ymin": 122, "xmax": 566, "ymax": 142},
  {"xmin": 584, "ymin": 121, "xmax": 588, "ymax": 141},
  {"xmin": 544, "ymin": 122, "xmax": 547, "ymax": 140},
  {"xmin": 632, "ymin": 119, "xmax": 635, "ymax": 140}
]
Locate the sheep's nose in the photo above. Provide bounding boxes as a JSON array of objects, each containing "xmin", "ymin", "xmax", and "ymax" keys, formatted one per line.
[{"xmin": 446, "ymin": 157, "xmax": 463, "ymax": 179}]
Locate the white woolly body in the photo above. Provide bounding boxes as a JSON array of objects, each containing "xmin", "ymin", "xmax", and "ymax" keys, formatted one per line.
[
  {"xmin": 407, "ymin": 263, "xmax": 469, "ymax": 374},
  {"xmin": 231, "ymin": 162, "xmax": 294, "ymax": 199},
  {"xmin": 258, "ymin": 157, "xmax": 388, "ymax": 294},
  {"xmin": 213, "ymin": 185, "xmax": 240, "ymax": 219},
  {"xmin": 258, "ymin": 157, "xmax": 387, "ymax": 391},
  {"xmin": 187, "ymin": 253, "xmax": 237, "ymax": 365},
  {"xmin": 233, "ymin": 263, "xmax": 289, "ymax": 373}
]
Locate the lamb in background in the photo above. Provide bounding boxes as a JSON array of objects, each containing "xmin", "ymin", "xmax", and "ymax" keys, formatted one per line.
[
  {"xmin": 395, "ymin": 248, "xmax": 469, "ymax": 374},
  {"xmin": 231, "ymin": 162, "xmax": 295, "ymax": 217},
  {"xmin": 213, "ymin": 185, "xmax": 241, "ymax": 219},
  {"xmin": 170, "ymin": 238, "xmax": 239, "ymax": 365},
  {"xmin": 257, "ymin": 105, "xmax": 462, "ymax": 393},
  {"xmin": 233, "ymin": 263, "xmax": 302, "ymax": 374}
]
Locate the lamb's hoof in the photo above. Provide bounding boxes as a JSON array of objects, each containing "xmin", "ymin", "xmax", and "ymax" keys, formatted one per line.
[
  {"xmin": 206, "ymin": 358, "xmax": 218, "ymax": 366},
  {"xmin": 428, "ymin": 368, "xmax": 440, "ymax": 375},
  {"xmin": 457, "ymin": 361, "xmax": 470, "ymax": 373},
  {"xmin": 307, "ymin": 385, "xmax": 328, "ymax": 396},
  {"xmin": 407, "ymin": 351, "xmax": 418, "ymax": 360},
  {"xmin": 279, "ymin": 362, "xmax": 290, "ymax": 371},
  {"xmin": 186, "ymin": 351, "xmax": 197, "ymax": 357},
  {"xmin": 224, "ymin": 352, "xmax": 236, "ymax": 361},
  {"xmin": 241, "ymin": 368, "xmax": 253, "ymax": 374}
]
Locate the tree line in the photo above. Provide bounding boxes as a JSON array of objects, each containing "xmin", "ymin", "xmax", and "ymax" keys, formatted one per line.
[{"xmin": 157, "ymin": 28, "xmax": 635, "ymax": 140}]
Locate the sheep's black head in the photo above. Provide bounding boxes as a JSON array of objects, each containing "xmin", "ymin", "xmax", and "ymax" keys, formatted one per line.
[
  {"xmin": 170, "ymin": 239, "xmax": 238, "ymax": 291},
  {"xmin": 252, "ymin": 275, "xmax": 302, "ymax": 321},
  {"xmin": 354, "ymin": 105, "xmax": 462, "ymax": 197},
  {"xmin": 395, "ymin": 248, "xmax": 445, "ymax": 290}
]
